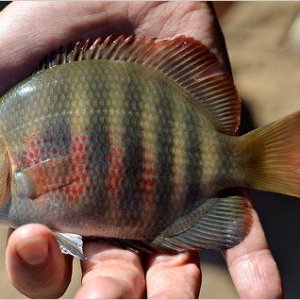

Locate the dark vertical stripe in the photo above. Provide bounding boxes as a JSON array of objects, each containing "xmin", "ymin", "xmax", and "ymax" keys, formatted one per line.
[
  {"xmin": 183, "ymin": 107, "xmax": 201, "ymax": 211},
  {"xmin": 153, "ymin": 82, "xmax": 174, "ymax": 228},
  {"xmin": 86, "ymin": 69, "xmax": 110, "ymax": 211},
  {"xmin": 121, "ymin": 69, "xmax": 143, "ymax": 221}
]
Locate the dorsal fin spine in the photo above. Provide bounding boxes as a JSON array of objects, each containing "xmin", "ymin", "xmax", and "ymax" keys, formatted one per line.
[
  {"xmin": 157, "ymin": 44, "xmax": 184, "ymax": 68},
  {"xmin": 108, "ymin": 36, "xmax": 125, "ymax": 59},
  {"xmin": 152, "ymin": 45, "xmax": 180, "ymax": 69},
  {"xmin": 118, "ymin": 40, "xmax": 135, "ymax": 60},
  {"xmin": 94, "ymin": 43, "xmax": 104, "ymax": 60},
  {"xmin": 164, "ymin": 47, "xmax": 201, "ymax": 74},
  {"xmin": 142, "ymin": 43, "xmax": 167, "ymax": 65},
  {"xmin": 131, "ymin": 40, "xmax": 153, "ymax": 63},
  {"xmin": 166, "ymin": 54, "xmax": 200, "ymax": 78},
  {"xmin": 159, "ymin": 41, "xmax": 191, "ymax": 62},
  {"xmin": 111, "ymin": 36, "xmax": 128, "ymax": 60},
  {"xmin": 72, "ymin": 42, "xmax": 80, "ymax": 61},
  {"xmin": 102, "ymin": 37, "xmax": 115, "ymax": 59},
  {"xmin": 169, "ymin": 55, "xmax": 215, "ymax": 83},
  {"xmin": 98, "ymin": 36, "xmax": 111, "ymax": 59}
]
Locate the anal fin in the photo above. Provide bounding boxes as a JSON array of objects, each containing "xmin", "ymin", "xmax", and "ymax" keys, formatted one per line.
[
  {"xmin": 150, "ymin": 196, "xmax": 252, "ymax": 252},
  {"xmin": 54, "ymin": 232, "xmax": 86, "ymax": 260}
]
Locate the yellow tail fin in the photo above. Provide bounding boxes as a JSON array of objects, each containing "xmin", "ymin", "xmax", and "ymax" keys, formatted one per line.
[{"xmin": 241, "ymin": 111, "xmax": 300, "ymax": 197}]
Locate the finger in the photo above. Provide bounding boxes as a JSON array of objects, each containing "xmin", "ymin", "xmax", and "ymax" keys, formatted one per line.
[
  {"xmin": 134, "ymin": 1, "xmax": 231, "ymax": 71},
  {"xmin": 146, "ymin": 251, "xmax": 201, "ymax": 299},
  {"xmin": 207, "ymin": 2, "xmax": 233, "ymax": 74},
  {"xmin": 223, "ymin": 205, "xmax": 283, "ymax": 298},
  {"xmin": 76, "ymin": 242, "xmax": 145, "ymax": 299},
  {"xmin": 6, "ymin": 224, "xmax": 72, "ymax": 298}
]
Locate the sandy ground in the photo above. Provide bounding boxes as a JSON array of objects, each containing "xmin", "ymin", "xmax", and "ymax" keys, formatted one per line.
[{"xmin": 0, "ymin": 1, "xmax": 300, "ymax": 298}]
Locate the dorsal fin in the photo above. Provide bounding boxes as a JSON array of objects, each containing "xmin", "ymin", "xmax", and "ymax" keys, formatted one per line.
[{"xmin": 39, "ymin": 35, "xmax": 240, "ymax": 135}]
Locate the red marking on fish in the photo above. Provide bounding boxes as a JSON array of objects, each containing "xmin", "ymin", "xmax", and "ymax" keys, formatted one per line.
[
  {"xmin": 140, "ymin": 159, "xmax": 157, "ymax": 197},
  {"xmin": 22, "ymin": 139, "xmax": 43, "ymax": 166},
  {"xmin": 60, "ymin": 134, "xmax": 90, "ymax": 202},
  {"xmin": 106, "ymin": 145, "xmax": 125, "ymax": 199}
]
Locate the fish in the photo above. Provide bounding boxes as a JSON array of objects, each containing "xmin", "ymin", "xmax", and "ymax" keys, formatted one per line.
[{"xmin": 0, "ymin": 35, "xmax": 299, "ymax": 259}]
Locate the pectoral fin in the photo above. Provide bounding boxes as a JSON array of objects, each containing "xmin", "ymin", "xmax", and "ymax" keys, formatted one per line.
[
  {"xmin": 54, "ymin": 232, "xmax": 86, "ymax": 260},
  {"xmin": 15, "ymin": 156, "xmax": 84, "ymax": 198}
]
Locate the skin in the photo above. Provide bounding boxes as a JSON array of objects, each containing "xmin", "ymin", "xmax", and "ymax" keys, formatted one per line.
[{"xmin": 0, "ymin": 2, "xmax": 282, "ymax": 298}]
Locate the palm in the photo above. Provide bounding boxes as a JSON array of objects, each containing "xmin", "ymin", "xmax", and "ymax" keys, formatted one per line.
[
  {"xmin": 0, "ymin": 1, "xmax": 281, "ymax": 299},
  {"xmin": 0, "ymin": 2, "xmax": 227, "ymax": 96}
]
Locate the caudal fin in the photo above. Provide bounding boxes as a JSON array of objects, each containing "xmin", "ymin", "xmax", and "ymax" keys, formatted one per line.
[{"xmin": 242, "ymin": 111, "xmax": 300, "ymax": 197}]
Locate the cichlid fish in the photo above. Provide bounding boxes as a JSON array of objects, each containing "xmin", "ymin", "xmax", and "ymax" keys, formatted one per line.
[{"xmin": 0, "ymin": 35, "xmax": 299, "ymax": 259}]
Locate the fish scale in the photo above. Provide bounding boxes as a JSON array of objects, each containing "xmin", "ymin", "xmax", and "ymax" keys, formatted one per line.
[{"xmin": 0, "ymin": 35, "xmax": 299, "ymax": 258}]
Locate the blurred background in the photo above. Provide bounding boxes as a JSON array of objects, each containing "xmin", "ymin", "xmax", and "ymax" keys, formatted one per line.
[{"xmin": 0, "ymin": 1, "xmax": 300, "ymax": 298}]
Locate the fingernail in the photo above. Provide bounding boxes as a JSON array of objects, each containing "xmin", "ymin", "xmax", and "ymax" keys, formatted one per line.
[{"xmin": 16, "ymin": 236, "xmax": 49, "ymax": 266}]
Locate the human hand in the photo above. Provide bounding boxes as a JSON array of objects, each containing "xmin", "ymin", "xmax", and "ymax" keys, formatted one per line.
[{"xmin": 1, "ymin": 2, "xmax": 282, "ymax": 298}]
